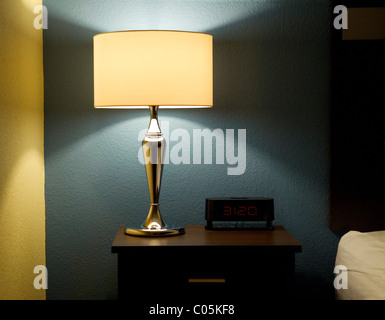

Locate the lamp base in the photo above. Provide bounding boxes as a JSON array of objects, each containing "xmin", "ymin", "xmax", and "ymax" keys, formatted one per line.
[{"xmin": 125, "ymin": 227, "xmax": 185, "ymax": 237}]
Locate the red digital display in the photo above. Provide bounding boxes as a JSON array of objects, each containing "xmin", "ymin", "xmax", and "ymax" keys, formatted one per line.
[
  {"xmin": 205, "ymin": 197, "xmax": 274, "ymax": 228},
  {"xmin": 223, "ymin": 206, "xmax": 258, "ymax": 216}
]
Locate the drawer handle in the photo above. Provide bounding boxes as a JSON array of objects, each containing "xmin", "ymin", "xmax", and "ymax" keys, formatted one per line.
[{"xmin": 188, "ymin": 278, "xmax": 226, "ymax": 283}]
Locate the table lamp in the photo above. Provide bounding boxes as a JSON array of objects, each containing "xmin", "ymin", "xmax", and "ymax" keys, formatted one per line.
[{"xmin": 93, "ymin": 30, "xmax": 213, "ymax": 236}]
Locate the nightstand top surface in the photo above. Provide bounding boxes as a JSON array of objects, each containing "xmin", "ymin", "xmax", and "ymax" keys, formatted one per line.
[{"xmin": 112, "ymin": 225, "xmax": 302, "ymax": 252}]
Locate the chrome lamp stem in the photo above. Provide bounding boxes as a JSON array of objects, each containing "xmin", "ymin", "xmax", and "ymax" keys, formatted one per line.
[
  {"xmin": 125, "ymin": 106, "xmax": 185, "ymax": 237},
  {"xmin": 142, "ymin": 105, "xmax": 165, "ymax": 229}
]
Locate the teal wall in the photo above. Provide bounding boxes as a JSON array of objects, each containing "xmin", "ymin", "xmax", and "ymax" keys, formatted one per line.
[{"xmin": 44, "ymin": 0, "xmax": 339, "ymax": 299}]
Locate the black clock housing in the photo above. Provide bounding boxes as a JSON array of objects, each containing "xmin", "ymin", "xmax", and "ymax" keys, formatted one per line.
[{"xmin": 205, "ymin": 197, "xmax": 274, "ymax": 230}]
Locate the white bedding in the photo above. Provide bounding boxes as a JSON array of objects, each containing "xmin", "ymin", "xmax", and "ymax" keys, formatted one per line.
[{"xmin": 335, "ymin": 230, "xmax": 385, "ymax": 300}]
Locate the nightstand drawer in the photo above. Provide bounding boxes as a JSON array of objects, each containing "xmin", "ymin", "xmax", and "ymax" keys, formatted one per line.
[{"xmin": 112, "ymin": 225, "xmax": 301, "ymax": 303}]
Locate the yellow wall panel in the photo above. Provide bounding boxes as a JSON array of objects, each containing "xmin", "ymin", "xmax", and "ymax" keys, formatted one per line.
[{"xmin": 0, "ymin": 0, "xmax": 45, "ymax": 300}]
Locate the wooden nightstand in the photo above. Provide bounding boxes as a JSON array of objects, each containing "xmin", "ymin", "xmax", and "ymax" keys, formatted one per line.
[{"xmin": 112, "ymin": 225, "xmax": 301, "ymax": 304}]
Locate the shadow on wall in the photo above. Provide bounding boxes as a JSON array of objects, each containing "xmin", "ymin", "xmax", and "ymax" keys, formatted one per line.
[{"xmin": 43, "ymin": 0, "xmax": 334, "ymax": 300}]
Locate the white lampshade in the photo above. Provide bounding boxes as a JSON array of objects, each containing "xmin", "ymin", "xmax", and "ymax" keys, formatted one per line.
[{"xmin": 93, "ymin": 30, "xmax": 213, "ymax": 108}]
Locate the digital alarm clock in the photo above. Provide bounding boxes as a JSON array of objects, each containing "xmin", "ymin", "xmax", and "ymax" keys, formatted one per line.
[{"xmin": 205, "ymin": 197, "xmax": 274, "ymax": 230}]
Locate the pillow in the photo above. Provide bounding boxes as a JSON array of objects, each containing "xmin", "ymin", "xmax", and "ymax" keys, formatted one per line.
[{"xmin": 335, "ymin": 230, "xmax": 385, "ymax": 300}]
